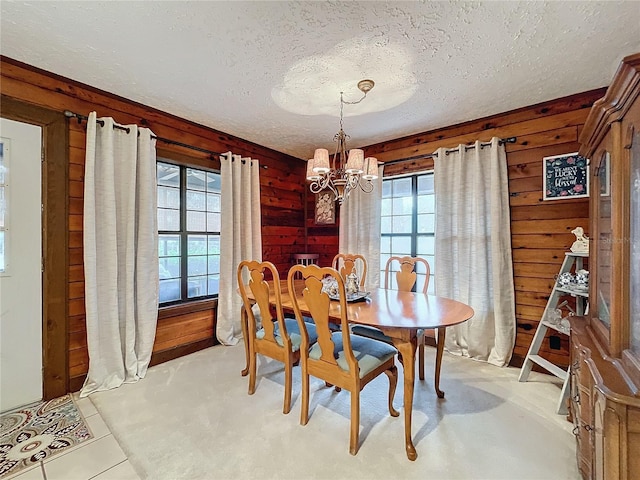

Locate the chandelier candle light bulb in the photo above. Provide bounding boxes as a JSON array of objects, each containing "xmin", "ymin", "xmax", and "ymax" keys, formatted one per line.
[{"xmin": 307, "ymin": 79, "xmax": 379, "ymax": 206}]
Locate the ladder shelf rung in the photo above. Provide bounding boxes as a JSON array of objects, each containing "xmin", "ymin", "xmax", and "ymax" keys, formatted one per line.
[{"xmin": 528, "ymin": 355, "xmax": 568, "ymax": 380}]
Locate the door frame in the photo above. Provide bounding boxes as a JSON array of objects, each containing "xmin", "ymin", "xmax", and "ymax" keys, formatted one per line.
[{"xmin": 1, "ymin": 95, "xmax": 69, "ymax": 399}]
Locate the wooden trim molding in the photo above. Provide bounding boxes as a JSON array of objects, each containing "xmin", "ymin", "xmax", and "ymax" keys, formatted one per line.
[
  {"xmin": 1, "ymin": 95, "xmax": 69, "ymax": 399},
  {"xmin": 579, "ymin": 53, "xmax": 640, "ymax": 158}
]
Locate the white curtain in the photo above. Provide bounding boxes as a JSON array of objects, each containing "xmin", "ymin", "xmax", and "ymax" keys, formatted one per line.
[
  {"xmin": 434, "ymin": 138, "xmax": 515, "ymax": 366},
  {"xmin": 81, "ymin": 112, "xmax": 159, "ymax": 396},
  {"xmin": 217, "ymin": 152, "xmax": 262, "ymax": 345},
  {"xmin": 339, "ymin": 164, "xmax": 384, "ymax": 288}
]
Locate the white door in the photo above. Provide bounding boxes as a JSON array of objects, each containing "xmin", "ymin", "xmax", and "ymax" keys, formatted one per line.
[{"xmin": 0, "ymin": 118, "xmax": 43, "ymax": 412}]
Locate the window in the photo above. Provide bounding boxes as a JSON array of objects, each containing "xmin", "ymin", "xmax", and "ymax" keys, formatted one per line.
[
  {"xmin": 0, "ymin": 139, "xmax": 9, "ymax": 275},
  {"xmin": 157, "ymin": 160, "xmax": 221, "ymax": 305},
  {"xmin": 380, "ymin": 172, "xmax": 435, "ymax": 294}
]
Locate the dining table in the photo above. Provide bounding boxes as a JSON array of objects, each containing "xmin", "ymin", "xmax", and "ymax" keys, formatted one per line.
[{"xmin": 239, "ymin": 280, "xmax": 474, "ymax": 461}]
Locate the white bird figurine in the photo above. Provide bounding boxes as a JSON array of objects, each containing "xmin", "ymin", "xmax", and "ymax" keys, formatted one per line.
[{"xmin": 570, "ymin": 226, "xmax": 589, "ymax": 254}]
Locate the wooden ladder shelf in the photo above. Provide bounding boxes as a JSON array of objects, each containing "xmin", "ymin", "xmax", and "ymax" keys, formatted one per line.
[{"xmin": 518, "ymin": 252, "xmax": 588, "ymax": 415}]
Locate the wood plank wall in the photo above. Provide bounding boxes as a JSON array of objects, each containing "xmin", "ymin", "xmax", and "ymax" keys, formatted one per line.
[
  {"xmin": 1, "ymin": 54, "xmax": 608, "ymax": 381},
  {"xmin": 0, "ymin": 57, "xmax": 307, "ymax": 390},
  {"xmin": 356, "ymin": 89, "xmax": 607, "ymax": 368}
]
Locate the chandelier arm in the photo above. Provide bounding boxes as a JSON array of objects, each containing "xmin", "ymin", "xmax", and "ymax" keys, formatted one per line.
[{"xmin": 358, "ymin": 179, "xmax": 374, "ymax": 194}]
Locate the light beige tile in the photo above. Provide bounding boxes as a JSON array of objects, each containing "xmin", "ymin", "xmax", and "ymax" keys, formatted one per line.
[
  {"xmin": 91, "ymin": 461, "xmax": 140, "ymax": 480},
  {"xmin": 6, "ymin": 463, "xmax": 44, "ymax": 480},
  {"xmin": 43, "ymin": 435, "xmax": 126, "ymax": 480},
  {"xmin": 85, "ymin": 411, "xmax": 111, "ymax": 440},
  {"xmin": 74, "ymin": 395, "xmax": 98, "ymax": 418}
]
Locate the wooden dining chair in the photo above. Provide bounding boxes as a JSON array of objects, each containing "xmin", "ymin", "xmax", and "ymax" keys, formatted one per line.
[
  {"xmin": 352, "ymin": 256, "xmax": 431, "ymax": 380},
  {"xmin": 237, "ymin": 260, "xmax": 319, "ymax": 414},
  {"xmin": 287, "ymin": 264, "xmax": 399, "ymax": 455},
  {"xmin": 332, "ymin": 253, "xmax": 367, "ymax": 288}
]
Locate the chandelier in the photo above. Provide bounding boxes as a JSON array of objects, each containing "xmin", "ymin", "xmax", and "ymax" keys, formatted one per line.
[{"xmin": 306, "ymin": 79, "xmax": 379, "ymax": 206}]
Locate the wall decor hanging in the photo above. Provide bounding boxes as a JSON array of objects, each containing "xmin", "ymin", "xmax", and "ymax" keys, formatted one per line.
[
  {"xmin": 543, "ymin": 152, "xmax": 589, "ymax": 200},
  {"xmin": 315, "ymin": 191, "xmax": 335, "ymax": 225}
]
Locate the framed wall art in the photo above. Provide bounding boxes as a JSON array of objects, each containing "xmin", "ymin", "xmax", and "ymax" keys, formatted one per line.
[
  {"xmin": 543, "ymin": 152, "xmax": 589, "ymax": 200},
  {"xmin": 315, "ymin": 191, "xmax": 335, "ymax": 225}
]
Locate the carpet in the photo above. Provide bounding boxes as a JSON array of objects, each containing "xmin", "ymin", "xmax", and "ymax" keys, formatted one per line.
[
  {"xmin": 0, "ymin": 394, "xmax": 93, "ymax": 477},
  {"xmin": 91, "ymin": 344, "xmax": 581, "ymax": 480}
]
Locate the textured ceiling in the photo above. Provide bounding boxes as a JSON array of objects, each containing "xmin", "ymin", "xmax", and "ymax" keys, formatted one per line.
[{"xmin": 1, "ymin": 1, "xmax": 639, "ymax": 159}]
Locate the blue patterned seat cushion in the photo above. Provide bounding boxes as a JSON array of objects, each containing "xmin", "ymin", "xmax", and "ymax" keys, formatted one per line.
[
  {"xmin": 257, "ymin": 318, "xmax": 318, "ymax": 352},
  {"xmin": 351, "ymin": 325, "xmax": 425, "ymax": 345},
  {"xmin": 309, "ymin": 333, "xmax": 397, "ymax": 378}
]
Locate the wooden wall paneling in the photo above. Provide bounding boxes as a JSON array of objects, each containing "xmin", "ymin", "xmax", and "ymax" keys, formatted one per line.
[
  {"xmin": 1, "ymin": 56, "xmax": 307, "ymax": 391},
  {"xmin": 353, "ymin": 88, "xmax": 606, "ymax": 369}
]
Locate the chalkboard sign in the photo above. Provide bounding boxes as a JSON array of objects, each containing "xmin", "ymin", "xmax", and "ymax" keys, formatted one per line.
[{"xmin": 543, "ymin": 152, "xmax": 589, "ymax": 200}]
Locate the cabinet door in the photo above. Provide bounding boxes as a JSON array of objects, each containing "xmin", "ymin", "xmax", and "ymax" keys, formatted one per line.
[
  {"xmin": 594, "ymin": 150, "xmax": 613, "ymax": 330},
  {"xmin": 629, "ymin": 126, "xmax": 640, "ymax": 354}
]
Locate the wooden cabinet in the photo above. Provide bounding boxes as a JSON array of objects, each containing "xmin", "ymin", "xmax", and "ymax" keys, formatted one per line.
[{"xmin": 570, "ymin": 52, "xmax": 640, "ymax": 480}]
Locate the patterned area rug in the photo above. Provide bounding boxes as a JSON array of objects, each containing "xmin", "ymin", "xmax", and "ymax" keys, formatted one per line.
[{"xmin": 0, "ymin": 394, "xmax": 93, "ymax": 477}]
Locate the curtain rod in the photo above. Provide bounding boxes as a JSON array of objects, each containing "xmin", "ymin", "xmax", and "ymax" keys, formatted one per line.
[
  {"xmin": 63, "ymin": 110, "xmax": 268, "ymax": 168},
  {"xmin": 381, "ymin": 137, "xmax": 517, "ymax": 167}
]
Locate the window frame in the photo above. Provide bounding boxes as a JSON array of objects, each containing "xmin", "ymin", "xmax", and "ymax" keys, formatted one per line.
[
  {"xmin": 380, "ymin": 170, "xmax": 435, "ymax": 293},
  {"xmin": 157, "ymin": 150, "xmax": 222, "ymax": 308}
]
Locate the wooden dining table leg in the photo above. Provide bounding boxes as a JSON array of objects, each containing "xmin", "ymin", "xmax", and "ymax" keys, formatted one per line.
[
  {"xmin": 390, "ymin": 332, "xmax": 419, "ymax": 461},
  {"xmin": 434, "ymin": 327, "xmax": 446, "ymax": 398},
  {"xmin": 240, "ymin": 305, "xmax": 250, "ymax": 377}
]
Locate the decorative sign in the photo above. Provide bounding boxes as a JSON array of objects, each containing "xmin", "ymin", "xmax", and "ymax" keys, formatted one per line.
[
  {"xmin": 315, "ymin": 191, "xmax": 335, "ymax": 225},
  {"xmin": 543, "ymin": 152, "xmax": 589, "ymax": 200}
]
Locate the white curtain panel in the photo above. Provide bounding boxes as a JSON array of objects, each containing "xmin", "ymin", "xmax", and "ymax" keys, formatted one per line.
[
  {"xmin": 217, "ymin": 152, "xmax": 262, "ymax": 345},
  {"xmin": 339, "ymin": 164, "xmax": 384, "ymax": 288},
  {"xmin": 81, "ymin": 112, "xmax": 159, "ymax": 396},
  {"xmin": 434, "ymin": 138, "xmax": 515, "ymax": 366}
]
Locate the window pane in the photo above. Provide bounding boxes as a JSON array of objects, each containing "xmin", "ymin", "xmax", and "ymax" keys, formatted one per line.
[
  {"xmin": 188, "ymin": 235, "xmax": 207, "ymax": 255},
  {"xmin": 0, "ymin": 231, "xmax": 4, "ymax": 272},
  {"xmin": 381, "ymin": 198, "xmax": 392, "ymax": 216},
  {"xmin": 187, "ymin": 276, "xmax": 206, "ymax": 298},
  {"xmin": 208, "ymin": 255, "xmax": 220, "ymax": 274},
  {"xmin": 159, "ymin": 234, "xmax": 180, "ymax": 256},
  {"xmin": 188, "ymin": 255, "xmax": 207, "ymax": 276},
  {"xmin": 423, "ymin": 255, "xmax": 435, "ymax": 273},
  {"xmin": 381, "ymin": 217, "xmax": 392, "ymax": 234},
  {"xmin": 207, "ymin": 193, "xmax": 221, "ymax": 212},
  {"xmin": 207, "ymin": 172, "xmax": 221, "ymax": 192},
  {"xmin": 187, "ymin": 211, "xmax": 206, "ymax": 231},
  {"xmin": 392, "ymin": 215, "xmax": 411, "ymax": 233},
  {"xmin": 208, "ymin": 235, "xmax": 220, "ymax": 254},
  {"xmin": 427, "ymin": 277, "xmax": 435, "ymax": 295},
  {"xmin": 207, "ymin": 213, "xmax": 221, "ymax": 232},
  {"xmin": 417, "ymin": 194, "xmax": 435, "ymax": 214},
  {"xmin": 158, "ymin": 186, "xmax": 180, "ymax": 209},
  {"xmin": 187, "ymin": 191, "xmax": 206, "ymax": 211},
  {"xmin": 417, "ymin": 236, "xmax": 435, "ymax": 256},
  {"xmin": 392, "ymin": 177, "xmax": 412, "ymax": 197},
  {"xmin": 418, "ymin": 214, "xmax": 435, "ymax": 233},
  {"xmin": 158, "ymin": 208, "xmax": 180, "ymax": 231},
  {"xmin": 159, "ymin": 257, "xmax": 180, "ymax": 279},
  {"xmin": 418, "ymin": 175, "xmax": 434, "ymax": 194},
  {"xmin": 380, "ymin": 236, "xmax": 391, "ymax": 253},
  {"xmin": 187, "ymin": 169, "xmax": 206, "ymax": 191},
  {"xmin": 392, "ymin": 197, "xmax": 412, "ymax": 215},
  {"xmin": 208, "ymin": 275, "xmax": 220, "ymax": 295},
  {"xmin": 159, "ymin": 279, "xmax": 181, "ymax": 303},
  {"xmin": 382, "ymin": 181, "xmax": 392, "ymax": 198},
  {"xmin": 391, "ymin": 236, "xmax": 411, "ymax": 255},
  {"xmin": 157, "ymin": 163, "xmax": 179, "ymax": 188},
  {"xmin": 0, "ymin": 188, "xmax": 4, "ymax": 227},
  {"xmin": 380, "ymin": 254, "xmax": 390, "ymax": 273}
]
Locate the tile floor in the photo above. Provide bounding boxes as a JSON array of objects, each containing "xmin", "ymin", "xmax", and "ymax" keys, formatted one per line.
[{"xmin": 5, "ymin": 395, "xmax": 138, "ymax": 480}]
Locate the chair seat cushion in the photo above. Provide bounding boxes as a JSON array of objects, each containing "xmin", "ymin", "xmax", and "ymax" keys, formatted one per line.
[
  {"xmin": 309, "ymin": 333, "xmax": 397, "ymax": 378},
  {"xmin": 351, "ymin": 325, "xmax": 425, "ymax": 345},
  {"xmin": 257, "ymin": 318, "xmax": 318, "ymax": 352}
]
